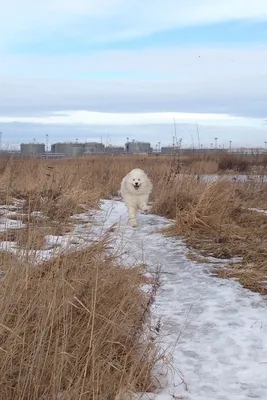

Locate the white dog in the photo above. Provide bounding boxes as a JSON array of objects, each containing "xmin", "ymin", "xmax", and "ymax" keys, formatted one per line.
[{"xmin": 120, "ymin": 168, "xmax": 153, "ymax": 227}]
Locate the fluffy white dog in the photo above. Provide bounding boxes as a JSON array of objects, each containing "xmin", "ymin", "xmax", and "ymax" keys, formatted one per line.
[{"xmin": 120, "ymin": 168, "xmax": 153, "ymax": 227}]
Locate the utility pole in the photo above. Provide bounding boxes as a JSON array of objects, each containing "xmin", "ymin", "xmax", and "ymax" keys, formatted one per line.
[
  {"xmin": 46, "ymin": 134, "xmax": 49, "ymax": 153},
  {"xmin": 196, "ymin": 122, "xmax": 200, "ymax": 148},
  {"xmin": 229, "ymin": 140, "xmax": 232, "ymax": 151}
]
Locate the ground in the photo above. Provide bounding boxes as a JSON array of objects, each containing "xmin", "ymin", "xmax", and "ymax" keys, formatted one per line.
[
  {"xmin": 92, "ymin": 200, "xmax": 267, "ymax": 400},
  {"xmin": 0, "ymin": 154, "xmax": 267, "ymax": 399}
]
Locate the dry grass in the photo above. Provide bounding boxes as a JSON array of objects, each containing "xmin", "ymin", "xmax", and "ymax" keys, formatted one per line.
[
  {"xmin": 0, "ymin": 153, "xmax": 267, "ymax": 399},
  {"xmin": 0, "ymin": 158, "xmax": 100, "ymax": 220},
  {"xmin": 0, "ymin": 156, "xmax": 163, "ymax": 399},
  {"xmin": 154, "ymin": 175, "xmax": 267, "ymax": 294},
  {"xmin": 0, "ymin": 244, "xmax": 159, "ymax": 400}
]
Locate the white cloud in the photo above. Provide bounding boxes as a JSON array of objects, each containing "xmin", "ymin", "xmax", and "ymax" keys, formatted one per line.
[
  {"xmin": 1, "ymin": 121, "xmax": 267, "ymax": 149},
  {"xmin": 1, "ymin": 0, "xmax": 267, "ymax": 49},
  {"xmin": 0, "ymin": 47, "xmax": 266, "ymax": 119},
  {"xmin": 0, "ymin": 110, "xmax": 262, "ymax": 127},
  {"xmin": 1, "ymin": 47, "xmax": 267, "ymax": 81}
]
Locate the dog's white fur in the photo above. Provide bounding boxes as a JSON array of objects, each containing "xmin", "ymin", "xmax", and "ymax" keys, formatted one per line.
[{"xmin": 120, "ymin": 168, "xmax": 153, "ymax": 227}]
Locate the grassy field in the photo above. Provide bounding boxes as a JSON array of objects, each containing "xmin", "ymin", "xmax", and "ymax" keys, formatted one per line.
[{"xmin": 0, "ymin": 153, "xmax": 267, "ymax": 399}]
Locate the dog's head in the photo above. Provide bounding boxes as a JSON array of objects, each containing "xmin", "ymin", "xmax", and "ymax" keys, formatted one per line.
[{"xmin": 126, "ymin": 168, "xmax": 152, "ymax": 193}]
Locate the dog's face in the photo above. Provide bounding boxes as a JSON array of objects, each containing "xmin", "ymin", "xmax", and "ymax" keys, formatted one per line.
[
  {"xmin": 132, "ymin": 175, "xmax": 142, "ymax": 190},
  {"xmin": 127, "ymin": 168, "xmax": 148, "ymax": 191}
]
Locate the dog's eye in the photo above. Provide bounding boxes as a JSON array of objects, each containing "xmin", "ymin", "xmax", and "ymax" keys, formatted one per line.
[{"xmin": 138, "ymin": 179, "xmax": 140, "ymax": 181}]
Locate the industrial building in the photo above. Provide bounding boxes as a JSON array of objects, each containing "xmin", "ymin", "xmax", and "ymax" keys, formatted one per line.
[
  {"xmin": 161, "ymin": 146, "xmax": 177, "ymax": 154},
  {"xmin": 125, "ymin": 141, "xmax": 152, "ymax": 154},
  {"xmin": 105, "ymin": 146, "xmax": 124, "ymax": 154},
  {"xmin": 20, "ymin": 143, "xmax": 46, "ymax": 156},
  {"xmin": 84, "ymin": 142, "xmax": 105, "ymax": 154},
  {"xmin": 19, "ymin": 139, "xmax": 246, "ymax": 158},
  {"xmin": 51, "ymin": 142, "xmax": 104, "ymax": 156}
]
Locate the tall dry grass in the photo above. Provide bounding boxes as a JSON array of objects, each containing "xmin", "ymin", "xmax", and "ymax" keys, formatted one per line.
[
  {"xmin": 0, "ymin": 153, "xmax": 267, "ymax": 398},
  {"xmin": 1, "ymin": 154, "xmax": 267, "ymax": 284},
  {"xmin": 0, "ymin": 245, "xmax": 160, "ymax": 399},
  {"xmin": 0, "ymin": 155, "xmax": 163, "ymax": 400}
]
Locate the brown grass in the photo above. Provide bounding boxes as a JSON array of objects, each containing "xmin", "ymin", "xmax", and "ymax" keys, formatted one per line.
[
  {"xmin": 0, "ymin": 244, "xmax": 159, "ymax": 399},
  {"xmin": 0, "ymin": 156, "xmax": 164, "ymax": 399},
  {"xmin": 0, "ymin": 153, "xmax": 267, "ymax": 398},
  {"xmin": 154, "ymin": 175, "xmax": 267, "ymax": 294}
]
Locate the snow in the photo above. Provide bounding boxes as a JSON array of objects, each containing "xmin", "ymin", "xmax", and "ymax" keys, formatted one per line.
[
  {"xmin": 0, "ymin": 202, "xmax": 25, "ymax": 231},
  {"xmin": 1, "ymin": 198, "xmax": 267, "ymax": 399},
  {"xmin": 0, "ymin": 221, "xmax": 98, "ymax": 263},
  {"xmin": 0, "ymin": 201, "xmax": 98, "ymax": 262},
  {"xmin": 0, "ymin": 216, "xmax": 25, "ymax": 232},
  {"xmin": 201, "ymin": 174, "xmax": 267, "ymax": 183},
  {"xmin": 91, "ymin": 200, "xmax": 267, "ymax": 400},
  {"xmin": 248, "ymin": 207, "xmax": 267, "ymax": 216}
]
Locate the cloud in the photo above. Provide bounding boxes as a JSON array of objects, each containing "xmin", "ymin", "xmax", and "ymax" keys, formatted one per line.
[
  {"xmin": 1, "ymin": 2, "xmax": 266, "ymax": 147},
  {"xmin": 1, "ymin": 0, "xmax": 267, "ymax": 49},
  {"xmin": 0, "ymin": 47, "xmax": 266, "ymax": 119},
  {"xmin": 2, "ymin": 121, "xmax": 266, "ymax": 150},
  {"xmin": 0, "ymin": 110, "xmax": 261, "ymax": 127},
  {"xmin": 0, "ymin": 109, "xmax": 264, "ymax": 149},
  {"xmin": 2, "ymin": 47, "xmax": 267, "ymax": 78}
]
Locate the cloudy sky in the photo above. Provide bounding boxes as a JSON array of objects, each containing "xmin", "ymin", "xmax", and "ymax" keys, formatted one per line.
[{"xmin": 0, "ymin": 0, "xmax": 267, "ymax": 149}]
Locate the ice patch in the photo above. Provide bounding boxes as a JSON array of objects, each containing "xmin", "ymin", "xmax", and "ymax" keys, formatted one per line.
[
  {"xmin": 1, "ymin": 199, "xmax": 267, "ymax": 399},
  {"xmin": 90, "ymin": 200, "xmax": 267, "ymax": 400},
  {"xmin": 0, "ymin": 216, "xmax": 25, "ymax": 232},
  {"xmin": 248, "ymin": 207, "xmax": 267, "ymax": 216}
]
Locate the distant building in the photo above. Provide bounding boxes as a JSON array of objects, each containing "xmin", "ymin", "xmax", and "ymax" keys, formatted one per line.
[
  {"xmin": 182, "ymin": 148, "xmax": 227, "ymax": 155},
  {"xmin": 69, "ymin": 146, "xmax": 84, "ymax": 157},
  {"xmin": 84, "ymin": 142, "xmax": 105, "ymax": 154},
  {"xmin": 20, "ymin": 143, "xmax": 45, "ymax": 156},
  {"xmin": 105, "ymin": 146, "xmax": 124, "ymax": 154},
  {"xmin": 51, "ymin": 142, "xmax": 105, "ymax": 155},
  {"xmin": 125, "ymin": 141, "xmax": 152, "ymax": 154},
  {"xmin": 161, "ymin": 146, "xmax": 177, "ymax": 154},
  {"xmin": 227, "ymin": 147, "xmax": 266, "ymax": 154},
  {"xmin": 51, "ymin": 142, "xmax": 73, "ymax": 155}
]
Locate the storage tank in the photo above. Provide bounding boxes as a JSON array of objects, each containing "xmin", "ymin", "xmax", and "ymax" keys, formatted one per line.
[
  {"xmin": 84, "ymin": 142, "xmax": 105, "ymax": 153},
  {"xmin": 51, "ymin": 141, "xmax": 105, "ymax": 155},
  {"xmin": 52, "ymin": 142, "xmax": 74, "ymax": 155},
  {"xmin": 70, "ymin": 146, "xmax": 84, "ymax": 157},
  {"xmin": 20, "ymin": 143, "xmax": 45, "ymax": 156},
  {"xmin": 105, "ymin": 146, "xmax": 124, "ymax": 154},
  {"xmin": 161, "ymin": 146, "xmax": 175, "ymax": 154},
  {"xmin": 125, "ymin": 141, "xmax": 152, "ymax": 154}
]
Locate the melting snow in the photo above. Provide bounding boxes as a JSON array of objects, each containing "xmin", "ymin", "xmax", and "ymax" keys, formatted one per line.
[
  {"xmin": 1, "ymin": 199, "xmax": 267, "ymax": 399},
  {"xmin": 92, "ymin": 200, "xmax": 267, "ymax": 400},
  {"xmin": 0, "ymin": 216, "xmax": 25, "ymax": 232},
  {"xmin": 248, "ymin": 208, "xmax": 267, "ymax": 216}
]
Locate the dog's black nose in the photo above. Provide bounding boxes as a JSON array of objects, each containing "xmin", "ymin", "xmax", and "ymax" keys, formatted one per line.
[{"xmin": 135, "ymin": 182, "xmax": 139, "ymax": 186}]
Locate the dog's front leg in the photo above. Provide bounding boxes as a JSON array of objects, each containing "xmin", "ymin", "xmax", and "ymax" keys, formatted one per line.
[
  {"xmin": 139, "ymin": 201, "xmax": 150, "ymax": 213},
  {"xmin": 128, "ymin": 206, "xmax": 137, "ymax": 227}
]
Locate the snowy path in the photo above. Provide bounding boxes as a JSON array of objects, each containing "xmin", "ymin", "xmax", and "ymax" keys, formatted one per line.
[{"xmin": 91, "ymin": 200, "xmax": 267, "ymax": 400}]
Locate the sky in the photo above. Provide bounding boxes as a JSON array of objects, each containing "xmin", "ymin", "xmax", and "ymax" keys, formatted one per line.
[{"xmin": 0, "ymin": 0, "xmax": 267, "ymax": 150}]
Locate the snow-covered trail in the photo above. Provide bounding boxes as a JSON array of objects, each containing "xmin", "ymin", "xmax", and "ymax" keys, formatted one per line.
[{"xmin": 91, "ymin": 199, "xmax": 267, "ymax": 400}]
